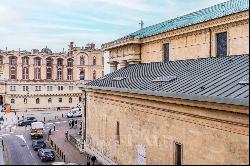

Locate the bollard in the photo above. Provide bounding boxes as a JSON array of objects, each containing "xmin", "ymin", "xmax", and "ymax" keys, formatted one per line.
[
  {"xmin": 55, "ymin": 116, "xmax": 56, "ymax": 120},
  {"xmin": 1, "ymin": 140, "xmax": 4, "ymax": 151},
  {"xmin": 44, "ymin": 117, "xmax": 46, "ymax": 122},
  {"xmin": 54, "ymin": 124, "xmax": 56, "ymax": 131},
  {"xmin": 18, "ymin": 116, "xmax": 19, "ymax": 120},
  {"xmin": 62, "ymin": 114, "xmax": 64, "ymax": 118}
]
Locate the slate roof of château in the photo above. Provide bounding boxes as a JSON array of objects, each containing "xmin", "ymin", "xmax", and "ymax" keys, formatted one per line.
[
  {"xmin": 84, "ymin": 55, "xmax": 249, "ymax": 106},
  {"xmin": 122, "ymin": 0, "xmax": 249, "ymax": 40}
]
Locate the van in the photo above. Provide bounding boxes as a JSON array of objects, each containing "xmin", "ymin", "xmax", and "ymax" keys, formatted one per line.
[
  {"xmin": 31, "ymin": 122, "xmax": 44, "ymax": 139},
  {"xmin": 67, "ymin": 108, "xmax": 82, "ymax": 118}
]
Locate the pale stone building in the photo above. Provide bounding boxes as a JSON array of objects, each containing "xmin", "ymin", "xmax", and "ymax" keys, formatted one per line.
[
  {"xmin": 102, "ymin": 0, "xmax": 249, "ymax": 72},
  {"xmin": 0, "ymin": 42, "xmax": 104, "ymax": 111},
  {"xmin": 82, "ymin": 55, "xmax": 249, "ymax": 165},
  {"xmin": 81, "ymin": 0, "xmax": 249, "ymax": 165}
]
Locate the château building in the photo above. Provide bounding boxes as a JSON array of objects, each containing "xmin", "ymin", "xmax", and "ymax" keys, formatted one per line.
[
  {"xmin": 0, "ymin": 42, "xmax": 104, "ymax": 111},
  {"xmin": 81, "ymin": 0, "xmax": 249, "ymax": 165}
]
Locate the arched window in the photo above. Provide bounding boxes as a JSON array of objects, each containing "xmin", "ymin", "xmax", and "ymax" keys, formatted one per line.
[
  {"xmin": 22, "ymin": 57, "xmax": 29, "ymax": 80},
  {"xmin": 48, "ymin": 98, "xmax": 52, "ymax": 103},
  {"xmin": 57, "ymin": 59, "xmax": 63, "ymax": 80},
  {"xmin": 102, "ymin": 71, "xmax": 104, "ymax": 77},
  {"xmin": 35, "ymin": 57, "xmax": 41, "ymax": 80},
  {"xmin": 0, "ymin": 56, "xmax": 3, "ymax": 65},
  {"xmin": 24, "ymin": 98, "xmax": 27, "ymax": 104},
  {"xmin": 80, "ymin": 71, "xmax": 85, "ymax": 80},
  {"xmin": 46, "ymin": 58, "xmax": 52, "ymax": 80},
  {"xmin": 9, "ymin": 56, "xmax": 17, "ymax": 80},
  {"xmin": 69, "ymin": 97, "xmax": 72, "ymax": 103},
  {"xmin": 79, "ymin": 97, "xmax": 82, "ymax": 102},
  {"xmin": 80, "ymin": 57, "xmax": 85, "ymax": 66},
  {"xmin": 36, "ymin": 98, "xmax": 40, "ymax": 104},
  {"xmin": 93, "ymin": 70, "xmax": 96, "ymax": 80},
  {"xmin": 10, "ymin": 67, "xmax": 16, "ymax": 80},
  {"xmin": 93, "ymin": 57, "xmax": 96, "ymax": 65},
  {"xmin": 11, "ymin": 99, "xmax": 15, "ymax": 104},
  {"xmin": 102, "ymin": 57, "xmax": 104, "ymax": 66},
  {"xmin": 67, "ymin": 59, "xmax": 73, "ymax": 80}
]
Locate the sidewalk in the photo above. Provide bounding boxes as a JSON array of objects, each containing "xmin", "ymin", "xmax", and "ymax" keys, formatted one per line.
[{"xmin": 46, "ymin": 120, "xmax": 87, "ymax": 165}]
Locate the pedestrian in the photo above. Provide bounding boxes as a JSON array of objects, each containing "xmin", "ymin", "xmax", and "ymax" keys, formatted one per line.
[
  {"xmin": 65, "ymin": 131, "xmax": 69, "ymax": 141},
  {"xmin": 71, "ymin": 120, "xmax": 74, "ymax": 129},
  {"xmin": 75, "ymin": 120, "xmax": 77, "ymax": 129},
  {"xmin": 69, "ymin": 120, "xmax": 71, "ymax": 128}
]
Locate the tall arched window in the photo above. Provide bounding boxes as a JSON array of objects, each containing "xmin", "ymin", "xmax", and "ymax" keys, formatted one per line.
[
  {"xmin": 24, "ymin": 98, "xmax": 27, "ymax": 104},
  {"xmin": 69, "ymin": 97, "xmax": 72, "ymax": 103},
  {"xmin": 36, "ymin": 98, "xmax": 40, "ymax": 104},
  {"xmin": 10, "ymin": 67, "xmax": 16, "ymax": 80},
  {"xmin": 46, "ymin": 58, "xmax": 52, "ymax": 80},
  {"xmin": 0, "ymin": 56, "xmax": 3, "ymax": 65},
  {"xmin": 57, "ymin": 59, "xmax": 63, "ymax": 80},
  {"xmin": 80, "ymin": 57, "xmax": 85, "ymax": 66},
  {"xmin": 93, "ymin": 57, "xmax": 96, "ymax": 65},
  {"xmin": 93, "ymin": 70, "xmax": 96, "ymax": 80},
  {"xmin": 80, "ymin": 70, "xmax": 85, "ymax": 80},
  {"xmin": 35, "ymin": 57, "xmax": 41, "ymax": 80},
  {"xmin": 9, "ymin": 56, "xmax": 17, "ymax": 80},
  {"xmin": 11, "ymin": 99, "xmax": 15, "ymax": 104},
  {"xmin": 67, "ymin": 59, "xmax": 73, "ymax": 80},
  {"xmin": 22, "ymin": 57, "xmax": 29, "ymax": 80}
]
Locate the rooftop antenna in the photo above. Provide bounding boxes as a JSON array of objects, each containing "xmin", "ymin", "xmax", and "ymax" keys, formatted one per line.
[{"xmin": 139, "ymin": 20, "xmax": 144, "ymax": 29}]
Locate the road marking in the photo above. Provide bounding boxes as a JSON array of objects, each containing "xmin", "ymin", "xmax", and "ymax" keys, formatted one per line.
[{"xmin": 15, "ymin": 135, "xmax": 38, "ymax": 165}]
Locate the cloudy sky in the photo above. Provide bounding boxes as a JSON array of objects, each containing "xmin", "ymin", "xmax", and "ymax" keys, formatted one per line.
[{"xmin": 0, "ymin": 0, "xmax": 227, "ymax": 52}]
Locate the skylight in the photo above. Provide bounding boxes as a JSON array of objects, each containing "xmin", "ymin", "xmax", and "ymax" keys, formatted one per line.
[
  {"xmin": 153, "ymin": 76, "xmax": 177, "ymax": 82},
  {"xmin": 112, "ymin": 77, "xmax": 126, "ymax": 81},
  {"xmin": 239, "ymin": 77, "xmax": 249, "ymax": 85}
]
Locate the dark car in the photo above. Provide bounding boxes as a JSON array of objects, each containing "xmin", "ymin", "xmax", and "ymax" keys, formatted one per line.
[
  {"xmin": 32, "ymin": 139, "xmax": 46, "ymax": 151},
  {"xmin": 38, "ymin": 148, "xmax": 55, "ymax": 162},
  {"xmin": 18, "ymin": 117, "xmax": 37, "ymax": 126}
]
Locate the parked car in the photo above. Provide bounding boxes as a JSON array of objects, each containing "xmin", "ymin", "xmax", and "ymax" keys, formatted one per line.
[
  {"xmin": 17, "ymin": 117, "xmax": 37, "ymax": 126},
  {"xmin": 67, "ymin": 108, "xmax": 82, "ymax": 118},
  {"xmin": 32, "ymin": 139, "xmax": 46, "ymax": 151},
  {"xmin": 37, "ymin": 148, "xmax": 55, "ymax": 162}
]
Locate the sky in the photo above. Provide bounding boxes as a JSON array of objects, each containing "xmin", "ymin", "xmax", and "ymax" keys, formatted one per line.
[{"xmin": 0, "ymin": 0, "xmax": 228, "ymax": 52}]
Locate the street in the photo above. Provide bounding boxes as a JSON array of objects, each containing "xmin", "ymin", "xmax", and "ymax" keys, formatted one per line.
[{"xmin": 0, "ymin": 110, "xmax": 76, "ymax": 165}]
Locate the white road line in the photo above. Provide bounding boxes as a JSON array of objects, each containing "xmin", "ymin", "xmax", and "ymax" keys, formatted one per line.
[{"xmin": 15, "ymin": 135, "xmax": 38, "ymax": 165}]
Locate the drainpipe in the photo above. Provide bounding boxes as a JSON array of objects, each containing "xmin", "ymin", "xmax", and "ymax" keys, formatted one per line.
[
  {"xmin": 84, "ymin": 90, "xmax": 87, "ymax": 142},
  {"xmin": 209, "ymin": 28, "xmax": 212, "ymax": 58}
]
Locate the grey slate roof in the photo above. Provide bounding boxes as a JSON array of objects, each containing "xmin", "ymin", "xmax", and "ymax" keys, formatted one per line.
[
  {"xmin": 122, "ymin": 0, "xmax": 249, "ymax": 40},
  {"xmin": 85, "ymin": 55, "xmax": 249, "ymax": 106}
]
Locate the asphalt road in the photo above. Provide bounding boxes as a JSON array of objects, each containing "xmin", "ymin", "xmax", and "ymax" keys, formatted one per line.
[{"xmin": 0, "ymin": 125, "xmax": 61, "ymax": 165}]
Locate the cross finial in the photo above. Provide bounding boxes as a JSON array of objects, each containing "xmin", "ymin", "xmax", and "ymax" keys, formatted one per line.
[{"xmin": 139, "ymin": 20, "xmax": 144, "ymax": 29}]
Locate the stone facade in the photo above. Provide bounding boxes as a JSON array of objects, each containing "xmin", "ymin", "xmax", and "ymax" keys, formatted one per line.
[
  {"xmin": 83, "ymin": 89, "xmax": 249, "ymax": 165},
  {"xmin": 0, "ymin": 42, "xmax": 104, "ymax": 111},
  {"xmin": 103, "ymin": 11, "xmax": 249, "ymax": 72}
]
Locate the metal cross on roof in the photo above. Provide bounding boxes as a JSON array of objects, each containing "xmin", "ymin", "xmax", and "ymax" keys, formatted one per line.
[{"xmin": 139, "ymin": 20, "xmax": 144, "ymax": 29}]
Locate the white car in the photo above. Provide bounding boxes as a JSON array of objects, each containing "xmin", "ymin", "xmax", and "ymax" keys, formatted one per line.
[{"xmin": 67, "ymin": 108, "xmax": 82, "ymax": 118}]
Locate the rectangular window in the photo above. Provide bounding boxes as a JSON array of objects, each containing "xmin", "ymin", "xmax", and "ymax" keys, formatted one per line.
[
  {"xmin": 10, "ymin": 86, "xmax": 16, "ymax": 91},
  {"xmin": 23, "ymin": 86, "xmax": 29, "ymax": 91},
  {"xmin": 35, "ymin": 86, "xmax": 41, "ymax": 91},
  {"xmin": 174, "ymin": 142, "xmax": 183, "ymax": 165},
  {"xmin": 116, "ymin": 121, "xmax": 120, "ymax": 144},
  {"xmin": 69, "ymin": 86, "xmax": 74, "ymax": 90},
  {"xmin": 59, "ymin": 98, "xmax": 62, "ymax": 103},
  {"xmin": 163, "ymin": 43, "xmax": 170, "ymax": 62},
  {"xmin": 47, "ymin": 86, "xmax": 53, "ymax": 91},
  {"xmin": 216, "ymin": 32, "xmax": 227, "ymax": 57}
]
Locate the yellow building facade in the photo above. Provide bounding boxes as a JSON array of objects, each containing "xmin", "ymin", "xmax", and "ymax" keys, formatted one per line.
[{"xmin": 0, "ymin": 42, "xmax": 104, "ymax": 111}]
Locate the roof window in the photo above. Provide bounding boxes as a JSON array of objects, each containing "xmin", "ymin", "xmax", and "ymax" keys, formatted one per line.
[
  {"xmin": 153, "ymin": 76, "xmax": 176, "ymax": 82},
  {"xmin": 239, "ymin": 77, "xmax": 249, "ymax": 85}
]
